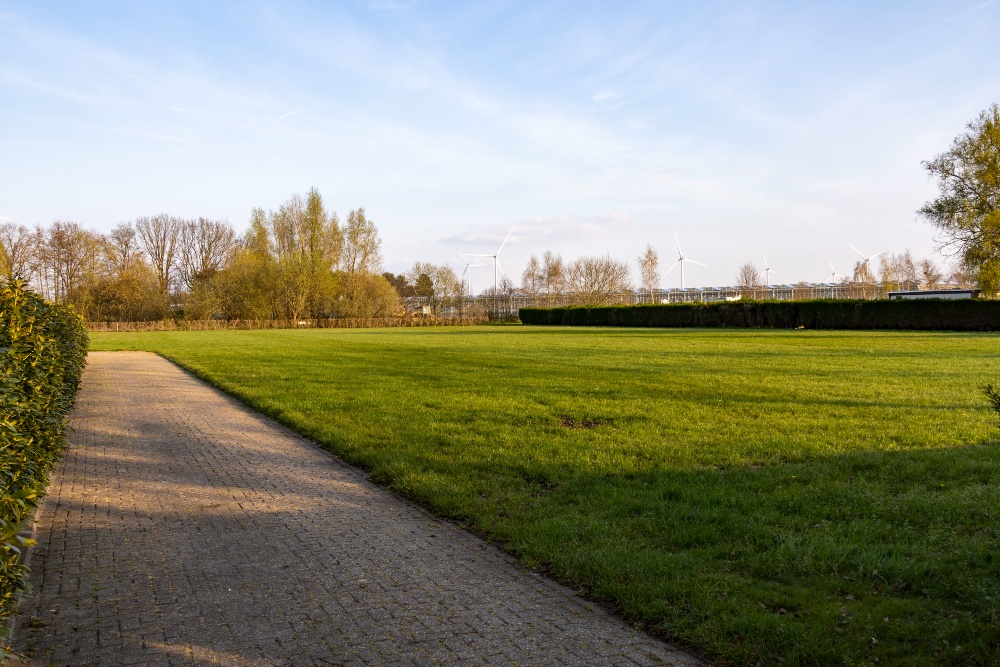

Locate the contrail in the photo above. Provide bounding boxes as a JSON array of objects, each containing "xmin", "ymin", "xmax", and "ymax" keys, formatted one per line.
[{"xmin": 274, "ymin": 109, "xmax": 307, "ymax": 122}]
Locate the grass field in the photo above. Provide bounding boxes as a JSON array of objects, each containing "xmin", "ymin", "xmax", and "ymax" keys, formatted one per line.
[{"xmin": 90, "ymin": 327, "xmax": 1000, "ymax": 666}]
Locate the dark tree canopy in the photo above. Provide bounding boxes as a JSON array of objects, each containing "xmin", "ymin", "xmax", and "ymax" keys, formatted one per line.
[
  {"xmin": 382, "ymin": 272, "xmax": 415, "ymax": 297},
  {"xmin": 415, "ymin": 273, "xmax": 434, "ymax": 299},
  {"xmin": 919, "ymin": 103, "xmax": 1000, "ymax": 291}
]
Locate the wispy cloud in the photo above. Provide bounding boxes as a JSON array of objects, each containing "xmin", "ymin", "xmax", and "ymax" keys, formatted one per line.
[
  {"xmin": 951, "ymin": 0, "xmax": 1000, "ymax": 19},
  {"xmin": 3, "ymin": 2, "xmax": 995, "ymax": 284},
  {"xmin": 0, "ymin": 14, "xmax": 281, "ymax": 126},
  {"xmin": 275, "ymin": 109, "xmax": 307, "ymax": 122},
  {"xmin": 442, "ymin": 213, "xmax": 629, "ymax": 247}
]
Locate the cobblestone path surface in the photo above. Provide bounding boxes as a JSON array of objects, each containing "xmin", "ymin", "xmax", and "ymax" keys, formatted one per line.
[{"xmin": 13, "ymin": 351, "xmax": 703, "ymax": 667}]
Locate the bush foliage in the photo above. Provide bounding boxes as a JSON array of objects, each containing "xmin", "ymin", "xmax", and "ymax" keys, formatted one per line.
[
  {"xmin": 520, "ymin": 299, "xmax": 1000, "ymax": 330},
  {"xmin": 0, "ymin": 280, "xmax": 87, "ymax": 646}
]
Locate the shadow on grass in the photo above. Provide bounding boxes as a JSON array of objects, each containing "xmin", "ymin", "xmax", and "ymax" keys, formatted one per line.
[
  {"xmin": 103, "ymin": 344, "xmax": 1000, "ymax": 666},
  {"xmin": 17, "ymin": 360, "xmax": 694, "ymax": 667},
  {"xmin": 359, "ymin": 441, "xmax": 1000, "ymax": 667}
]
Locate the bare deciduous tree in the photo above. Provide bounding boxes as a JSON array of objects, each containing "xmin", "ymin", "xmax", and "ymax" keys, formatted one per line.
[
  {"xmin": 736, "ymin": 262, "xmax": 762, "ymax": 289},
  {"xmin": 878, "ymin": 250, "xmax": 919, "ymax": 290},
  {"xmin": 38, "ymin": 221, "xmax": 101, "ymax": 304},
  {"xmin": 106, "ymin": 223, "xmax": 142, "ymax": 276},
  {"xmin": 949, "ymin": 260, "xmax": 975, "ymax": 288},
  {"xmin": 0, "ymin": 222, "xmax": 36, "ymax": 280},
  {"xmin": 521, "ymin": 254, "xmax": 543, "ymax": 296},
  {"xmin": 342, "ymin": 208, "xmax": 382, "ymax": 275},
  {"xmin": 542, "ymin": 251, "xmax": 565, "ymax": 297},
  {"xmin": 637, "ymin": 244, "xmax": 659, "ymax": 298},
  {"xmin": 433, "ymin": 265, "xmax": 461, "ymax": 306},
  {"xmin": 567, "ymin": 256, "xmax": 632, "ymax": 304},
  {"xmin": 919, "ymin": 258, "xmax": 943, "ymax": 288},
  {"xmin": 899, "ymin": 250, "xmax": 919, "ymax": 285},
  {"xmin": 178, "ymin": 218, "xmax": 236, "ymax": 289},
  {"xmin": 852, "ymin": 259, "xmax": 875, "ymax": 285},
  {"xmin": 136, "ymin": 214, "xmax": 182, "ymax": 298}
]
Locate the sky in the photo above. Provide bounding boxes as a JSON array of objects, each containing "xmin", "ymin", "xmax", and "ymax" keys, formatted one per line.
[{"xmin": 2, "ymin": 1, "xmax": 999, "ymax": 289}]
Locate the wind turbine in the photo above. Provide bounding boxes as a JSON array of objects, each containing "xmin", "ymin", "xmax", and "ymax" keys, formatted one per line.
[
  {"xmin": 457, "ymin": 249, "xmax": 488, "ymax": 296},
  {"xmin": 827, "ymin": 261, "xmax": 843, "ymax": 283},
  {"xmin": 761, "ymin": 254, "xmax": 775, "ymax": 286},
  {"xmin": 848, "ymin": 243, "xmax": 884, "ymax": 280},
  {"xmin": 466, "ymin": 230, "xmax": 513, "ymax": 294},
  {"xmin": 662, "ymin": 231, "xmax": 706, "ymax": 288}
]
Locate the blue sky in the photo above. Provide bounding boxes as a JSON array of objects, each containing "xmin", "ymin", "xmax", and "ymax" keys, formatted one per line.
[{"xmin": 2, "ymin": 1, "xmax": 999, "ymax": 288}]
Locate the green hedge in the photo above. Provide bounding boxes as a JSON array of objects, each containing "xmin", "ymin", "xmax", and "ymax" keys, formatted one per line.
[
  {"xmin": 519, "ymin": 299, "xmax": 1000, "ymax": 330},
  {"xmin": 0, "ymin": 280, "xmax": 87, "ymax": 648}
]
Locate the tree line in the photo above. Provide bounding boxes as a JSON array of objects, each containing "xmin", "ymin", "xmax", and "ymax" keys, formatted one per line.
[
  {"xmin": 0, "ymin": 196, "xmax": 975, "ymax": 323},
  {"xmin": 0, "ymin": 189, "xmax": 403, "ymax": 321},
  {"xmin": 734, "ymin": 250, "xmax": 964, "ymax": 291}
]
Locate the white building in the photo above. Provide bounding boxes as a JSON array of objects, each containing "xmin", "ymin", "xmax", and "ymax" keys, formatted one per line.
[{"xmin": 887, "ymin": 289, "xmax": 980, "ymax": 300}]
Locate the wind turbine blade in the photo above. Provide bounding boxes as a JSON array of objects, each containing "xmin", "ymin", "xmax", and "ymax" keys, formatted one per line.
[
  {"xmin": 663, "ymin": 260, "xmax": 680, "ymax": 276},
  {"xmin": 686, "ymin": 259, "xmax": 708, "ymax": 267},
  {"xmin": 457, "ymin": 249, "xmax": 471, "ymax": 264},
  {"xmin": 848, "ymin": 243, "xmax": 866, "ymax": 260},
  {"xmin": 830, "ymin": 260, "xmax": 835, "ymax": 272},
  {"xmin": 673, "ymin": 230, "xmax": 683, "ymax": 256},
  {"xmin": 496, "ymin": 259, "xmax": 507, "ymax": 282},
  {"xmin": 464, "ymin": 253, "xmax": 493, "ymax": 257},
  {"xmin": 763, "ymin": 254, "xmax": 768, "ymax": 268},
  {"xmin": 496, "ymin": 230, "xmax": 513, "ymax": 255},
  {"xmin": 869, "ymin": 250, "xmax": 885, "ymax": 261}
]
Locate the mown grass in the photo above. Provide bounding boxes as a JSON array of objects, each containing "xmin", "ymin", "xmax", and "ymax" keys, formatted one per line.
[{"xmin": 90, "ymin": 327, "xmax": 1000, "ymax": 666}]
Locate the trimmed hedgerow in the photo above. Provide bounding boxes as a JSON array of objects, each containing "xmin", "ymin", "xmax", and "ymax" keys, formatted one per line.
[
  {"xmin": 0, "ymin": 280, "xmax": 87, "ymax": 649},
  {"xmin": 519, "ymin": 299, "xmax": 1000, "ymax": 330}
]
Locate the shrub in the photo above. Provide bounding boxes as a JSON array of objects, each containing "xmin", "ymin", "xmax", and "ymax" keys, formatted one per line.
[
  {"xmin": 984, "ymin": 384, "xmax": 1000, "ymax": 422},
  {"xmin": 0, "ymin": 280, "xmax": 87, "ymax": 650},
  {"xmin": 519, "ymin": 299, "xmax": 1000, "ymax": 331}
]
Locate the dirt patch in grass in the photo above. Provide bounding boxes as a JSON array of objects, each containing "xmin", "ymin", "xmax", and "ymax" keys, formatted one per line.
[{"xmin": 559, "ymin": 416, "xmax": 602, "ymax": 429}]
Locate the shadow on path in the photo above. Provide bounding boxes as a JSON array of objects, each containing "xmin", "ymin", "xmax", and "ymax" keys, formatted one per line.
[{"xmin": 12, "ymin": 352, "xmax": 700, "ymax": 667}]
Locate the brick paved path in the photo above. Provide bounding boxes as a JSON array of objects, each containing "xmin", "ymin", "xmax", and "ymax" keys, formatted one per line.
[{"xmin": 13, "ymin": 352, "xmax": 703, "ymax": 667}]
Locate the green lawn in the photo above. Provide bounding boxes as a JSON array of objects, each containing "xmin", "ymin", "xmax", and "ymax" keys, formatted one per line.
[{"xmin": 90, "ymin": 327, "xmax": 1000, "ymax": 666}]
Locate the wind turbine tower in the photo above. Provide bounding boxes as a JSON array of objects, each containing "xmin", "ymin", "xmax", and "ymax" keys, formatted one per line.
[
  {"xmin": 663, "ymin": 231, "xmax": 707, "ymax": 289},
  {"xmin": 761, "ymin": 254, "xmax": 775, "ymax": 287},
  {"xmin": 848, "ymin": 243, "xmax": 884, "ymax": 281},
  {"xmin": 827, "ymin": 261, "xmax": 843, "ymax": 283},
  {"xmin": 457, "ymin": 250, "xmax": 488, "ymax": 296},
  {"xmin": 467, "ymin": 230, "xmax": 513, "ymax": 294}
]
